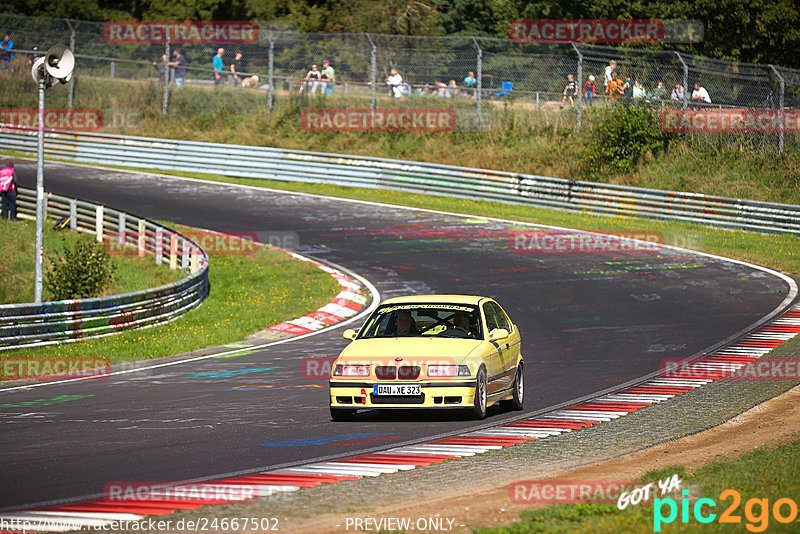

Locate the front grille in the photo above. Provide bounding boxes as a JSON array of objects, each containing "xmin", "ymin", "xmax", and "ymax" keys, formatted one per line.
[
  {"xmin": 375, "ymin": 366, "xmax": 397, "ymax": 380},
  {"xmin": 397, "ymin": 365, "xmax": 421, "ymax": 380},
  {"xmin": 370, "ymin": 393, "xmax": 425, "ymax": 404}
]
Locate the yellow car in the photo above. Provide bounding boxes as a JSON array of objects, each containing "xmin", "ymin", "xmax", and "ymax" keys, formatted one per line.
[{"xmin": 329, "ymin": 295, "xmax": 523, "ymax": 421}]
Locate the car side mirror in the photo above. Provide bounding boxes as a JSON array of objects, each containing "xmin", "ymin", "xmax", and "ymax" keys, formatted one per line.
[
  {"xmin": 488, "ymin": 328, "xmax": 509, "ymax": 342},
  {"xmin": 342, "ymin": 329, "xmax": 357, "ymax": 341}
]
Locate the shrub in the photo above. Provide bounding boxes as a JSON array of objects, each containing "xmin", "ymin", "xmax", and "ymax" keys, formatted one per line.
[
  {"xmin": 45, "ymin": 238, "xmax": 116, "ymax": 300},
  {"xmin": 583, "ymin": 104, "xmax": 673, "ymax": 177}
]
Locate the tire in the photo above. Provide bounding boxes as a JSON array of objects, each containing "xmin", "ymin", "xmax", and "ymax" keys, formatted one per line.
[
  {"xmin": 471, "ymin": 365, "xmax": 487, "ymax": 420},
  {"xmin": 501, "ymin": 364, "xmax": 524, "ymax": 411},
  {"xmin": 330, "ymin": 407, "xmax": 357, "ymax": 422}
]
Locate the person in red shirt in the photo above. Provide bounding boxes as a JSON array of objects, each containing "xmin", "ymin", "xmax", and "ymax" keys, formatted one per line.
[
  {"xmin": 582, "ymin": 75, "xmax": 596, "ymax": 106},
  {"xmin": 0, "ymin": 161, "xmax": 17, "ymax": 221}
]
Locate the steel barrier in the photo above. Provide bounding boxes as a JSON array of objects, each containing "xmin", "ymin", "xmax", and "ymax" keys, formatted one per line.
[
  {"xmin": 1, "ymin": 186, "xmax": 209, "ymax": 351},
  {"xmin": 1, "ymin": 128, "xmax": 799, "ymax": 236}
]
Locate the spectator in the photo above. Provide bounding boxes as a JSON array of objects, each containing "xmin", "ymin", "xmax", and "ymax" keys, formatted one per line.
[
  {"xmin": 230, "ymin": 51, "xmax": 246, "ymax": 88},
  {"xmin": 622, "ymin": 77, "xmax": 633, "ymax": 100},
  {"xmin": 320, "ymin": 59, "xmax": 335, "ymax": 92},
  {"xmin": 560, "ymin": 73, "xmax": 577, "ymax": 108},
  {"xmin": 0, "ymin": 161, "xmax": 17, "ymax": 221},
  {"xmin": 435, "ymin": 81, "xmax": 449, "ymax": 98},
  {"xmin": 691, "ymin": 82, "xmax": 711, "ymax": 104},
  {"xmin": 212, "ymin": 48, "xmax": 225, "ymax": 87},
  {"xmin": 603, "ymin": 60, "xmax": 617, "ymax": 93},
  {"xmin": 27, "ymin": 46, "xmax": 41, "ymax": 67},
  {"xmin": 607, "ymin": 77, "xmax": 625, "ymax": 102},
  {"xmin": 386, "ymin": 68, "xmax": 404, "ymax": 98},
  {"xmin": 169, "ymin": 49, "xmax": 186, "ymax": 88},
  {"xmin": 0, "ymin": 34, "xmax": 13, "ymax": 71},
  {"xmin": 415, "ymin": 83, "xmax": 432, "ymax": 97},
  {"xmin": 153, "ymin": 54, "xmax": 169, "ymax": 83},
  {"xmin": 448, "ymin": 79, "xmax": 458, "ymax": 98},
  {"xmin": 652, "ymin": 81, "xmax": 667, "ymax": 100},
  {"xmin": 303, "ymin": 63, "xmax": 323, "ymax": 94},
  {"xmin": 632, "ymin": 80, "xmax": 647, "ymax": 101},
  {"xmin": 671, "ymin": 83, "xmax": 685, "ymax": 102},
  {"xmin": 464, "ymin": 71, "xmax": 477, "ymax": 97},
  {"xmin": 582, "ymin": 75, "xmax": 596, "ymax": 106}
]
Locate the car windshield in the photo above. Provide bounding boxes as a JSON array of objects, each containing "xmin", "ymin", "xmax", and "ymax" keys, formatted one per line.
[{"xmin": 358, "ymin": 303, "xmax": 483, "ymax": 340}]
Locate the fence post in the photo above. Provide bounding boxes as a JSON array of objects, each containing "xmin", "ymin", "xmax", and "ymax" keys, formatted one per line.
[
  {"xmin": 769, "ymin": 65, "xmax": 785, "ymax": 154},
  {"xmin": 110, "ymin": 61, "xmax": 115, "ymax": 83},
  {"xmin": 473, "ymin": 37, "xmax": 482, "ymax": 129},
  {"xmin": 95, "ymin": 205, "xmax": 104, "ymax": 241},
  {"xmin": 162, "ymin": 41, "xmax": 170, "ymax": 116},
  {"xmin": 675, "ymin": 52, "xmax": 688, "ymax": 109},
  {"xmin": 118, "ymin": 212, "xmax": 126, "ymax": 246},
  {"xmin": 65, "ymin": 19, "xmax": 75, "ymax": 109},
  {"xmin": 572, "ymin": 44, "xmax": 583, "ymax": 130},
  {"xmin": 69, "ymin": 199, "xmax": 77, "ymax": 231},
  {"xmin": 268, "ymin": 31, "xmax": 274, "ymax": 111},
  {"xmin": 366, "ymin": 33, "xmax": 376, "ymax": 110},
  {"xmin": 155, "ymin": 228, "xmax": 163, "ymax": 265}
]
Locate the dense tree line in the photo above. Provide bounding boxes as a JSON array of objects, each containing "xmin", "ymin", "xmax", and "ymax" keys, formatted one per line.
[{"xmin": 5, "ymin": 0, "xmax": 799, "ymax": 67}]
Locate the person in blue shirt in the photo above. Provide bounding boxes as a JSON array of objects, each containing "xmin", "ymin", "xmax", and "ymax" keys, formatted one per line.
[
  {"xmin": 169, "ymin": 49, "xmax": 186, "ymax": 88},
  {"xmin": 0, "ymin": 35, "xmax": 13, "ymax": 71},
  {"xmin": 212, "ymin": 48, "xmax": 225, "ymax": 87},
  {"xmin": 463, "ymin": 71, "xmax": 477, "ymax": 98}
]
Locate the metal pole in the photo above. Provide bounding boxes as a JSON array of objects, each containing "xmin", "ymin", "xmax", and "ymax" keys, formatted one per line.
[
  {"xmin": 66, "ymin": 19, "xmax": 75, "ymax": 109},
  {"xmin": 770, "ymin": 65, "xmax": 785, "ymax": 154},
  {"xmin": 675, "ymin": 52, "xmax": 688, "ymax": 110},
  {"xmin": 162, "ymin": 41, "xmax": 170, "ymax": 116},
  {"xmin": 366, "ymin": 33, "xmax": 376, "ymax": 110},
  {"xmin": 34, "ymin": 78, "xmax": 46, "ymax": 304},
  {"xmin": 268, "ymin": 32, "xmax": 274, "ymax": 111},
  {"xmin": 473, "ymin": 37, "xmax": 482, "ymax": 129},
  {"xmin": 572, "ymin": 43, "xmax": 583, "ymax": 130}
]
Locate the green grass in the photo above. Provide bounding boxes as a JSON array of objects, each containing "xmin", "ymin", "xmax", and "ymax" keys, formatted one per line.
[
  {"xmin": 4, "ymin": 243, "xmax": 341, "ymax": 364},
  {"xmin": 475, "ymin": 435, "xmax": 800, "ymax": 533},
  {"xmin": 0, "ymin": 218, "xmax": 183, "ymax": 304}
]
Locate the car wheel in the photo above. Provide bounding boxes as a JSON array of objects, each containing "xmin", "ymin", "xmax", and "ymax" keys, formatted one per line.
[
  {"xmin": 330, "ymin": 407, "xmax": 357, "ymax": 422},
  {"xmin": 501, "ymin": 363, "xmax": 524, "ymax": 411},
  {"xmin": 471, "ymin": 365, "xmax": 487, "ymax": 420}
]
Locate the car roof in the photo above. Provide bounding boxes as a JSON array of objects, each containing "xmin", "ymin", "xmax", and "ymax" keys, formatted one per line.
[{"xmin": 379, "ymin": 295, "xmax": 488, "ymax": 305}]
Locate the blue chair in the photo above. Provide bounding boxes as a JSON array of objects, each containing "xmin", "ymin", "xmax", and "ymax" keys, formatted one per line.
[{"xmin": 496, "ymin": 81, "xmax": 513, "ymax": 98}]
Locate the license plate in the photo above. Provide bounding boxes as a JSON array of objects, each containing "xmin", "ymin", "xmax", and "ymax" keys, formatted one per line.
[{"xmin": 373, "ymin": 384, "xmax": 421, "ymax": 396}]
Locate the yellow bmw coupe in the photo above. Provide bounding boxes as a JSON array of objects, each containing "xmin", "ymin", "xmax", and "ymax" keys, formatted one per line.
[{"xmin": 329, "ymin": 295, "xmax": 523, "ymax": 421}]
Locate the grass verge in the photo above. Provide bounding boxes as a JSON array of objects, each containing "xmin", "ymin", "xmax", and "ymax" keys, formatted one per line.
[
  {"xmin": 475, "ymin": 435, "xmax": 800, "ymax": 533},
  {"xmin": 0, "ymin": 218, "xmax": 183, "ymax": 304},
  {"xmin": 2, "ymin": 222, "xmax": 341, "ymax": 365}
]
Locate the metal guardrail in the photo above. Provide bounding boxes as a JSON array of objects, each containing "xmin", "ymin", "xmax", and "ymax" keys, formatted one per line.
[
  {"xmin": 1, "ymin": 186, "xmax": 209, "ymax": 350},
  {"xmin": 1, "ymin": 128, "xmax": 799, "ymax": 236}
]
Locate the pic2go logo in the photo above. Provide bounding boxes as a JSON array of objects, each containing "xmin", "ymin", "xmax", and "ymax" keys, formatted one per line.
[{"xmin": 654, "ymin": 489, "xmax": 799, "ymax": 532}]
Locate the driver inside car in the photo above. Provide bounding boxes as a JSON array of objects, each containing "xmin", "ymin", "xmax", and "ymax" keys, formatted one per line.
[{"xmin": 453, "ymin": 311, "xmax": 471, "ymax": 334}]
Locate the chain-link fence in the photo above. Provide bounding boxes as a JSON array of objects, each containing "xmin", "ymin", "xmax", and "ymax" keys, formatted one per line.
[{"xmin": 0, "ymin": 13, "xmax": 798, "ymax": 151}]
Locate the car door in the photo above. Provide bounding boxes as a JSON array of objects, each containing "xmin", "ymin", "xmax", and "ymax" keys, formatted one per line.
[
  {"xmin": 490, "ymin": 301, "xmax": 520, "ymax": 391},
  {"xmin": 482, "ymin": 302, "xmax": 505, "ymax": 394}
]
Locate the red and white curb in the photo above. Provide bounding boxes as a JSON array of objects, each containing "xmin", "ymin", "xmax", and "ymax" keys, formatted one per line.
[
  {"xmin": 3, "ymin": 304, "xmax": 798, "ymax": 530},
  {"xmin": 259, "ymin": 252, "xmax": 368, "ymax": 337}
]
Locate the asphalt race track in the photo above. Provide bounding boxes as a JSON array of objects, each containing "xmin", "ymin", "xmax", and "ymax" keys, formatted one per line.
[{"xmin": 0, "ymin": 161, "xmax": 794, "ymax": 510}]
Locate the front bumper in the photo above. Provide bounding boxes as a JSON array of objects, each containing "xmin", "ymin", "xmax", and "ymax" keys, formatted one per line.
[{"xmin": 329, "ymin": 380, "xmax": 476, "ymax": 409}]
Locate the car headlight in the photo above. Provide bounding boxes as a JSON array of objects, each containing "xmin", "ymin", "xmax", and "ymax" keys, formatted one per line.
[
  {"xmin": 427, "ymin": 364, "xmax": 471, "ymax": 377},
  {"xmin": 333, "ymin": 364, "xmax": 370, "ymax": 377}
]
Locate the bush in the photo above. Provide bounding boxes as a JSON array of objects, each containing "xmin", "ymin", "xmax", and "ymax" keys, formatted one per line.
[
  {"xmin": 583, "ymin": 104, "xmax": 673, "ymax": 177},
  {"xmin": 45, "ymin": 238, "xmax": 116, "ymax": 300}
]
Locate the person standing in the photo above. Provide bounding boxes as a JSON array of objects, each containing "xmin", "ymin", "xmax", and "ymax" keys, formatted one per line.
[
  {"xmin": 0, "ymin": 161, "xmax": 17, "ymax": 221},
  {"xmin": 213, "ymin": 48, "xmax": 225, "ymax": 87},
  {"xmin": 169, "ymin": 49, "xmax": 186, "ymax": 88},
  {"xmin": 603, "ymin": 60, "xmax": 617, "ymax": 94},
  {"xmin": 560, "ymin": 74, "xmax": 577, "ymax": 108},
  {"xmin": 320, "ymin": 59, "xmax": 335, "ymax": 93},
  {"xmin": 463, "ymin": 71, "xmax": 477, "ymax": 98},
  {"xmin": 0, "ymin": 34, "xmax": 13, "ymax": 71},
  {"xmin": 230, "ymin": 51, "xmax": 246, "ymax": 88},
  {"xmin": 582, "ymin": 75, "xmax": 596, "ymax": 106}
]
